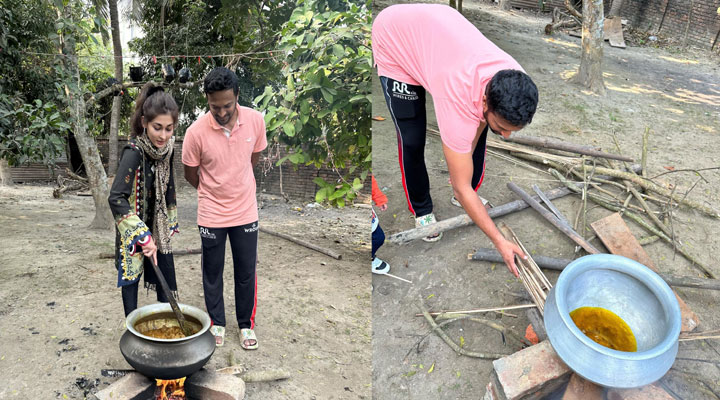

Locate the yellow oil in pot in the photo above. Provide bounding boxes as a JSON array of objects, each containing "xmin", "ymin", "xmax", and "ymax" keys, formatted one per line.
[{"xmin": 569, "ymin": 307, "xmax": 637, "ymax": 352}]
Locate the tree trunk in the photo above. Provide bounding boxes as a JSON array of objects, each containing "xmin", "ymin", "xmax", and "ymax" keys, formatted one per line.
[
  {"xmin": 608, "ymin": 0, "xmax": 624, "ymax": 17},
  {"xmin": 108, "ymin": 0, "xmax": 123, "ymax": 176},
  {"xmin": 60, "ymin": 8, "xmax": 114, "ymax": 230},
  {"xmin": 0, "ymin": 158, "xmax": 13, "ymax": 186},
  {"xmin": 109, "ymin": 96, "xmax": 121, "ymax": 176},
  {"xmin": 573, "ymin": 0, "xmax": 606, "ymax": 95}
]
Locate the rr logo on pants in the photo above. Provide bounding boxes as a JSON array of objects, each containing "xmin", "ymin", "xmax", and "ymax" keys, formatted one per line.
[{"xmin": 392, "ymin": 81, "xmax": 413, "ymax": 95}]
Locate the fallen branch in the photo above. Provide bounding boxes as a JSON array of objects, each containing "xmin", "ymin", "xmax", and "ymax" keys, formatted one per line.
[
  {"xmin": 417, "ymin": 297, "xmax": 509, "ymax": 359},
  {"xmin": 65, "ymin": 168, "xmax": 88, "ymax": 182},
  {"xmin": 576, "ymin": 164, "xmax": 720, "ymax": 219},
  {"xmin": 502, "ymin": 135, "xmax": 634, "ymax": 162},
  {"xmin": 551, "ymin": 169, "xmax": 716, "ymax": 278},
  {"xmin": 625, "ymin": 181, "xmax": 673, "ymax": 237},
  {"xmin": 260, "ymin": 227, "xmax": 342, "ymax": 260},
  {"xmin": 216, "ymin": 365, "xmax": 291, "ymax": 382},
  {"xmin": 388, "ymin": 186, "xmax": 574, "ymax": 244},
  {"xmin": 469, "ymin": 247, "xmax": 720, "ymax": 290},
  {"xmin": 507, "ymin": 182, "xmax": 601, "ymax": 254}
]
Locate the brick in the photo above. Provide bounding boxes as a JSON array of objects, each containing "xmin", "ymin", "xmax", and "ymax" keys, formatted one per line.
[
  {"xmin": 607, "ymin": 384, "xmax": 674, "ymax": 400},
  {"xmin": 92, "ymin": 372, "xmax": 154, "ymax": 400},
  {"xmin": 492, "ymin": 340, "xmax": 572, "ymax": 400},
  {"xmin": 186, "ymin": 369, "xmax": 245, "ymax": 400},
  {"xmin": 562, "ymin": 374, "xmax": 604, "ymax": 400}
]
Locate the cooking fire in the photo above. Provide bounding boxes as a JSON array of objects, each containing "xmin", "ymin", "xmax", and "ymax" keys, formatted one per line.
[{"xmin": 155, "ymin": 377, "xmax": 186, "ymax": 400}]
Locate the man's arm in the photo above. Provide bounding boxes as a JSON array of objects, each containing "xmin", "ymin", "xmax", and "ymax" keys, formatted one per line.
[
  {"xmin": 251, "ymin": 152, "xmax": 262, "ymax": 168},
  {"xmin": 442, "ymin": 141, "xmax": 524, "ymax": 276},
  {"xmin": 184, "ymin": 165, "xmax": 200, "ymax": 189}
]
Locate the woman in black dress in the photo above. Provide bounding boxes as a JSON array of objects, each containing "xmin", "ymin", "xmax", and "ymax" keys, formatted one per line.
[{"xmin": 108, "ymin": 83, "xmax": 180, "ymax": 316}]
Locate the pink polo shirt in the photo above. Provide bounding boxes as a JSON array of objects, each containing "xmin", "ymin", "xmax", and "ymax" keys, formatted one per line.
[
  {"xmin": 182, "ymin": 105, "xmax": 267, "ymax": 228},
  {"xmin": 372, "ymin": 4, "xmax": 525, "ymax": 153}
]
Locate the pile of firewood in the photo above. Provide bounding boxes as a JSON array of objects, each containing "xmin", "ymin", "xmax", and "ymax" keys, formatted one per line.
[{"xmin": 53, "ymin": 168, "xmax": 90, "ymax": 198}]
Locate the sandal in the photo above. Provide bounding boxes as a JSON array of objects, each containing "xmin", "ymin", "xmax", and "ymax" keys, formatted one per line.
[
  {"xmin": 240, "ymin": 328, "xmax": 258, "ymax": 350},
  {"xmin": 416, "ymin": 213, "xmax": 442, "ymax": 242},
  {"xmin": 210, "ymin": 325, "xmax": 225, "ymax": 347}
]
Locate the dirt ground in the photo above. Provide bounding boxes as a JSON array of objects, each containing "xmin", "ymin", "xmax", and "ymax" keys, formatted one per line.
[
  {"xmin": 0, "ymin": 184, "xmax": 370, "ymax": 399},
  {"xmin": 371, "ymin": 1, "xmax": 720, "ymax": 399}
]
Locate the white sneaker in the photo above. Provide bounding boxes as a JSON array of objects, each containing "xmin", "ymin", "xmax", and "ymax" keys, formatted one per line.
[
  {"xmin": 451, "ymin": 195, "xmax": 493, "ymax": 209},
  {"xmin": 372, "ymin": 257, "xmax": 390, "ymax": 274},
  {"xmin": 415, "ymin": 213, "xmax": 442, "ymax": 242}
]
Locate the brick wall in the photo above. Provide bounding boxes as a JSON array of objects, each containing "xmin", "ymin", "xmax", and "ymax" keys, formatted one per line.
[
  {"xmin": 506, "ymin": 0, "xmax": 720, "ymax": 51},
  {"xmin": 97, "ymin": 138, "xmax": 368, "ymax": 201},
  {"xmin": 619, "ymin": 0, "xmax": 720, "ymax": 51}
]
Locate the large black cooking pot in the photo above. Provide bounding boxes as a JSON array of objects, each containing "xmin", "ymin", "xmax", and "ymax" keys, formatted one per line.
[{"xmin": 120, "ymin": 303, "xmax": 215, "ymax": 379}]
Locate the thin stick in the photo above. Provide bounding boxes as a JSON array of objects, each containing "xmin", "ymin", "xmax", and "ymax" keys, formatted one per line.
[
  {"xmin": 414, "ymin": 304, "xmax": 536, "ymax": 317},
  {"xmin": 384, "ymin": 273, "xmax": 412, "ymax": 284},
  {"xmin": 498, "ymin": 223, "xmax": 553, "ymax": 314},
  {"xmin": 625, "ymin": 180, "xmax": 672, "ymax": 237}
]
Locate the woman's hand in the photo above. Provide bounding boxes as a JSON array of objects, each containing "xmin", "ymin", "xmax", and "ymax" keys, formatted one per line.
[
  {"xmin": 494, "ymin": 237, "xmax": 525, "ymax": 277},
  {"xmin": 379, "ymin": 204, "xmax": 388, "ymax": 211},
  {"xmin": 141, "ymin": 236, "xmax": 158, "ymax": 266}
]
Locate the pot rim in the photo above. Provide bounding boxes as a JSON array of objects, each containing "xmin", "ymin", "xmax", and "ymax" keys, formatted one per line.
[
  {"xmin": 125, "ymin": 303, "xmax": 211, "ymax": 343},
  {"xmin": 554, "ymin": 254, "xmax": 681, "ymax": 361}
]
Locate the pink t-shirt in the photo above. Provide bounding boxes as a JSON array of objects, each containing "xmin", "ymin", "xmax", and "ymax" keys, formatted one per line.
[
  {"xmin": 372, "ymin": 4, "xmax": 525, "ymax": 153},
  {"xmin": 182, "ymin": 105, "xmax": 267, "ymax": 228}
]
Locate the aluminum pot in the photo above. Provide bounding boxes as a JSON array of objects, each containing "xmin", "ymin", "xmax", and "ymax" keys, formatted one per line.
[
  {"xmin": 120, "ymin": 303, "xmax": 215, "ymax": 380},
  {"xmin": 544, "ymin": 254, "xmax": 681, "ymax": 388}
]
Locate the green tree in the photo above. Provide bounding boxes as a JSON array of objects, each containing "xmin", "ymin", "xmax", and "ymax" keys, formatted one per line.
[
  {"xmin": 127, "ymin": 0, "xmax": 295, "ymax": 134},
  {"xmin": 255, "ymin": 0, "xmax": 371, "ymax": 207}
]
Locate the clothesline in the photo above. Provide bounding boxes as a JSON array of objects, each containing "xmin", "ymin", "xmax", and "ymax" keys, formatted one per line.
[{"xmin": 17, "ymin": 50, "xmax": 283, "ymax": 61}]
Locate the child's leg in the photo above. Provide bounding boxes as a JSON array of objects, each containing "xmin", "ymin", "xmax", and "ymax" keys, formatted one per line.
[{"xmin": 372, "ymin": 225, "xmax": 385, "ymax": 259}]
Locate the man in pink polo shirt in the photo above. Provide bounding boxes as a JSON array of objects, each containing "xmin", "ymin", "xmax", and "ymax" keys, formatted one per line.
[
  {"xmin": 373, "ymin": 4, "xmax": 538, "ymax": 276},
  {"xmin": 182, "ymin": 67, "xmax": 267, "ymax": 349}
]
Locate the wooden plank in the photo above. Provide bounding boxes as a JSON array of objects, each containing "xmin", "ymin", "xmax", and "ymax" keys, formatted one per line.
[
  {"xmin": 604, "ymin": 17, "xmax": 627, "ymax": 48},
  {"xmin": 591, "ymin": 213, "xmax": 699, "ymax": 332}
]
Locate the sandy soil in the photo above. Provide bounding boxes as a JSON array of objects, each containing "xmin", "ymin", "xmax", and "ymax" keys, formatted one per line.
[
  {"xmin": 0, "ymin": 185, "xmax": 370, "ymax": 399},
  {"xmin": 371, "ymin": 1, "xmax": 720, "ymax": 399}
]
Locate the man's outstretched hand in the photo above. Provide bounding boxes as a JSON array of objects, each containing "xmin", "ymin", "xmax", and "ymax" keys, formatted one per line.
[{"xmin": 494, "ymin": 237, "xmax": 526, "ymax": 277}]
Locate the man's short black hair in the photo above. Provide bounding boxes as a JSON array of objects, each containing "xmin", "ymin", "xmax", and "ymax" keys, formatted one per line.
[
  {"xmin": 486, "ymin": 69, "xmax": 538, "ymax": 127},
  {"xmin": 204, "ymin": 67, "xmax": 239, "ymax": 96}
]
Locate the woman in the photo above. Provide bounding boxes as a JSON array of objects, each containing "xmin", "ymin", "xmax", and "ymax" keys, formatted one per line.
[{"xmin": 109, "ymin": 83, "xmax": 180, "ymax": 316}]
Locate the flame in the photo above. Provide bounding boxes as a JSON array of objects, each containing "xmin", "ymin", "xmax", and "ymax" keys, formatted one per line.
[{"xmin": 155, "ymin": 377, "xmax": 186, "ymax": 400}]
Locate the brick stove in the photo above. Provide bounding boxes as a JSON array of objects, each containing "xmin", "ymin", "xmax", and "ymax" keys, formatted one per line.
[{"xmin": 92, "ymin": 369, "xmax": 245, "ymax": 400}]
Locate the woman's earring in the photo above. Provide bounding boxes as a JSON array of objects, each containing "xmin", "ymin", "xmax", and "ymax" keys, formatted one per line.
[{"xmin": 143, "ymin": 127, "xmax": 146, "ymax": 136}]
